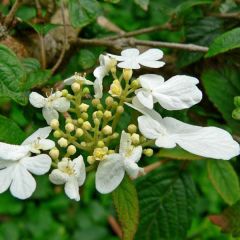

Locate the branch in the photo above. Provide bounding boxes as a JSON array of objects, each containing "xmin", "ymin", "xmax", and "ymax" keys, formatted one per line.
[
  {"xmin": 210, "ymin": 12, "xmax": 240, "ymax": 20},
  {"xmin": 4, "ymin": 0, "xmax": 22, "ymax": 27},
  {"xmin": 108, "ymin": 216, "xmax": 123, "ymax": 238}
]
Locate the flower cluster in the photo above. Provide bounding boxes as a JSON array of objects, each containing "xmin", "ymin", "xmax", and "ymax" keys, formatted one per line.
[{"xmin": 0, "ymin": 48, "xmax": 239, "ymax": 201}]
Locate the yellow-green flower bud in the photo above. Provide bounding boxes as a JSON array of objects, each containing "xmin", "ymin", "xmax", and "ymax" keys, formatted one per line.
[
  {"xmin": 123, "ymin": 69, "xmax": 133, "ymax": 81},
  {"xmin": 97, "ymin": 141, "xmax": 105, "ymax": 147},
  {"xmin": 102, "ymin": 125, "xmax": 112, "ymax": 135},
  {"xmin": 66, "ymin": 94, "xmax": 73, "ymax": 100},
  {"xmin": 140, "ymin": 136, "xmax": 146, "ymax": 143},
  {"xmin": 131, "ymin": 79, "xmax": 140, "ymax": 88},
  {"xmin": 94, "ymin": 118, "xmax": 100, "ymax": 126},
  {"xmin": 143, "ymin": 148, "xmax": 154, "ymax": 157},
  {"xmin": 81, "ymin": 112, "xmax": 88, "ymax": 120},
  {"xmin": 61, "ymin": 89, "xmax": 68, "ymax": 97},
  {"xmin": 53, "ymin": 130, "xmax": 62, "ymax": 138},
  {"xmin": 96, "ymin": 110, "xmax": 103, "ymax": 119},
  {"xmin": 67, "ymin": 145, "xmax": 76, "ymax": 155},
  {"xmin": 58, "ymin": 138, "xmax": 68, "ymax": 148},
  {"xmin": 117, "ymin": 106, "xmax": 124, "ymax": 114},
  {"xmin": 97, "ymin": 103, "xmax": 103, "ymax": 110},
  {"xmin": 112, "ymin": 101, "xmax": 118, "ymax": 109},
  {"xmin": 93, "ymin": 147, "xmax": 108, "ymax": 161},
  {"xmin": 65, "ymin": 123, "xmax": 75, "ymax": 132},
  {"xmin": 79, "ymin": 103, "xmax": 89, "ymax": 112},
  {"xmin": 82, "ymin": 87, "xmax": 90, "ymax": 95},
  {"xmin": 77, "ymin": 118, "xmax": 84, "ymax": 125},
  {"xmin": 82, "ymin": 121, "xmax": 91, "ymax": 130},
  {"xmin": 111, "ymin": 132, "xmax": 119, "ymax": 139},
  {"xmin": 87, "ymin": 156, "xmax": 95, "ymax": 165},
  {"xmin": 109, "ymin": 80, "xmax": 122, "ymax": 97},
  {"xmin": 103, "ymin": 110, "xmax": 112, "ymax": 119},
  {"xmin": 71, "ymin": 82, "xmax": 81, "ymax": 93},
  {"xmin": 131, "ymin": 133, "xmax": 140, "ymax": 145},
  {"xmin": 108, "ymin": 150, "xmax": 115, "ymax": 154},
  {"xmin": 75, "ymin": 128, "xmax": 83, "ymax": 137},
  {"xmin": 128, "ymin": 124, "xmax": 137, "ymax": 133},
  {"xmin": 66, "ymin": 118, "xmax": 72, "ymax": 124},
  {"xmin": 80, "ymin": 142, "xmax": 87, "ymax": 147},
  {"xmin": 232, "ymin": 108, "xmax": 240, "ymax": 120},
  {"xmin": 50, "ymin": 119, "xmax": 59, "ymax": 130},
  {"xmin": 92, "ymin": 98, "xmax": 100, "ymax": 106},
  {"xmin": 49, "ymin": 148, "xmax": 59, "ymax": 160},
  {"xmin": 105, "ymin": 96, "xmax": 114, "ymax": 107}
]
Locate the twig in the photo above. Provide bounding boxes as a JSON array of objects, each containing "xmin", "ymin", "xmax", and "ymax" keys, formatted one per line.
[
  {"xmin": 51, "ymin": 1, "xmax": 68, "ymax": 74},
  {"xmin": 35, "ymin": 0, "xmax": 42, "ymax": 18},
  {"xmin": 74, "ymin": 38, "xmax": 209, "ymax": 52},
  {"xmin": 39, "ymin": 34, "xmax": 46, "ymax": 69},
  {"xmin": 210, "ymin": 12, "xmax": 240, "ymax": 20},
  {"xmin": 4, "ymin": 0, "xmax": 22, "ymax": 27},
  {"xmin": 108, "ymin": 215, "xmax": 123, "ymax": 238}
]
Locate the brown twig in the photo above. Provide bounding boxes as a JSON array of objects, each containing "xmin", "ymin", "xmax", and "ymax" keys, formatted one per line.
[
  {"xmin": 210, "ymin": 12, "xmax": 240, "ymax": 20},
  {"xmin": 39, "ymin": 34, "xmax": 46, "ymax": 69},
  {"xmin": 35, "ymin": 0, "xmax": 42, "ymax": 18},
  {"xmin": 4, "ymin": 0, "xmax": 22, "ymax": 27},
  {"xmin": 108, "ymin": 215, "xmax": 123, "ymax": 239},
  {"xmin": 51, "ymin": 1, "xmax": 68, "ymax": 74}
]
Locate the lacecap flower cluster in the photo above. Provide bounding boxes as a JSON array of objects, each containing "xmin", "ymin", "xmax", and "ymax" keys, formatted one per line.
[{"xmin": 0, "ymin": 48, "xmax": 239, "ymax": 201}]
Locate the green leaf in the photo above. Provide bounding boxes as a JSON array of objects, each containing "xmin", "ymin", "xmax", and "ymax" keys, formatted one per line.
[
  {"xmin": 0, "ymin": 44, "xmax": 27, "ymax": 105},
  {"xmin": 68, "ymin": 0, "xmax": 101, "ymax": 28},
  {"xmin": 158, "ymin": 147, "xmax": 204, "ymax": 160},
  {"xmin": 202, "ymin": 67, "xmax": 240, "ymax": 134},
  {"xmin": 207, "ymin": 160, "xmax": 240, "ymax": 205},
  {"xmin": 28, "ymin": 23, "xmax": 60, "ymax": 35},
  {"xmin": 0, "ymin": 115, "xmax": 26, "ymax": 144},
  {"xmin": 206, "ymin": 28, "xmax": 240, "ymax": 57},
  {"xmin": 112, "ymin": 175, "xmax": 139, "ymax": 240},
  {"xmin": 136, "ymin": 163, "xmax": 196, "ymax": 240},
  {"xmin": 209, "ymin": 200, "xmax": 240, "ymax": 237},
  {"xmin": 134, "ymin": 0, "xmax": 150, "ymax": 11},
  {"xmin": 78, "ymin": 49, "xmax": 98, "ymax": 69}
]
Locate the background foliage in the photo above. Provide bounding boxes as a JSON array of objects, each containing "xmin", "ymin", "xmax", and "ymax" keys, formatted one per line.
[{"xmin": 0, "ymin": 0, "xmax": 240, "ymax": 239}]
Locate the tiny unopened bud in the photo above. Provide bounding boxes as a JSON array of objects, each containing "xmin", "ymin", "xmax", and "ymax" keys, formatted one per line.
[
  {"xmin": 82, "ymin": 121, "xmax": 91, "ymax": 130},
  {"xmin": 79, "ymin": 103, "xmax": 89, "ymax": 112},
  {"xmin": 58, "ymin": 138, "xmax": 68, "ymax": 148},
  {"xmin": 75, "ymin": 128, "xmax": 83, "ymax": 137},
  {"xmin": 53, "ymin": 130, "xmax": 62, "ymax": 138},
  {"xmin": 143, "ymin": 148, "xmax": 154, "ymax": 157},
  {"xmin": 96, "ymin": 110, "xmax": 103, "ymax": 119},
  {"xmin": 123, "ymin": 69, "xmax": 133, "ymax": 81},
  {"xmin": 140, "ymin": 136, "xmax": 146, "ymax": 143},
  {"xmin": 105, "ymin": 96, "xmax": 114, "ymax": 106},
  {"xmin": 131, "ymin": 133, "xmax": 140, "ymax": 145},
  {"xmin": 93, "ymin": 147, "xmax": 108, "ymax": 161},
  {"xmin": 109, "ymin": 80, "xmax": 122, "ymax": 97},
  {"xmin": 66, "ymin": 94, "xmax": 73, "ymax": 100},
  {"xmin": 49, "ymin": 148, "xmax": 59, "ymax": 159},
  {"xmin": 65, "ymin": 123, "xmax": 75, "ymax": 132},
  {"xmin": 82, "ymin": 87, "xmax": 90, "ymax": 95},
  {"xmin": 234, "ymin": 96, "xmax": 240, "ymax": 107},
  {"xmin": 97, "ymin": 141, "xmax": 105, "ymax": 147},
  {"xmin": 80, "ymin": 142, "xmax": 87, "ymax": 147},
  {"xmin": 102, "ymin": 125, "xmax": 112, "ymax": 135},
  {"xmin": 50, "ymin": 119, "xmax": 59, "ymax": 130},
  {"xmin": 67, "ymin": 145, "xmax": 76, "ymax": 155},
  {"xmin": 128, "ymin": 124, "xmax": 137, "ymax": 133},
  {"xmin": 112, "ymin": 101, "xmax": 118, "ymax": 109},
  {"xmin": 77, "ymin": 118, "xmax": 84, "ymax": 125},
  {"xmin": 108, "ymin": 150, "xmax": 115, "ymax": 154},
  {"xmin": 112, "ymin": 132, "xmax": 119, "ymax": 139},
  {"xmin": 94, "ymin": 118, "xmax": 100, "ymax": 126},
  {"xmin": 92, "ymin": 98, "xmax": 100, "ymax": 106},
  {"xmin": 232, "ymin": 108, "xmax": 240, "ymax": 120},
  {"xmin": 131, "ymin": 79, "xmax": 140, "ymax": 88},
  {"xmin": 87, "ymin": 156, "xmax": 95, "ymax": 164},
  {"xmin": 71, "ymin": 82, "xmax": 81, "ymax": 93},
  {"xmin": 61, "ymin": 89, "xmax": 68, "ymax": 97},
  {"xmin": 66, "ymin": 118, "xmax": 73, "ymax": 124},
  {"xmin": 103, "ymin": 110, "xmax": 112, "ymax": 119},
  {"xmin": 81, "ymin": 112, "xmax": 88, "ymax": 120},
  {"xmin": 117, "ymin": 106, "xmax": 124, "ymax": 114},
  {"xmin": 97, "ymin": 103, "xmax": 103, "ymax": 110}
]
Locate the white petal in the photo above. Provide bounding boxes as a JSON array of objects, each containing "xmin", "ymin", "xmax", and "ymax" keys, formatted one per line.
[
  {"xmin": 125, "ymin": 162, "xmax": 143, "ymax": 179},
  {"xmin": 153, "ymin": 75, "xmax": 202, "ymax": 110},
  {"xmin": 10, "ymin": 164, "xmax": 36, "ymax": 199},
  {"xmin": 0, "ymin": 160, "xmax": 15, "ymax": 169},
  {"xmin": 163, "ymin": 117, "xmax": 240, "ymax": 160},
  {"xmin": 117, "ymin": 61, "xmax": 141, "ymax": 69},
  {"xmin": 0, "ymin": 166, "xmax": 14, "ymax": 193},
  {"xmin": 138, "ymin": 60, "xmax": 165, "ymax": 68},
  {"xmin": 21, "ymin": 126, "xmax": 52, "ymax": 145},
  {"xmin": 39, "ymin": 139, "xmax": 55, "ymax": 150},
  {"xmin": 119, "ymin": 131, "xmax": 131, "ymax": 155},
  {"xmin": 94, "ymin": 66, "xmax": 106, "ymax": 79},
  {"xmin": 139, "ymin": 48, "xmax": 164, "ymax": 61},
  {"xmin": 125, "ymin": 146, "xmax": 142, "ymax": 163},
  {"xmin": 94, "ymin": 77, "xmax": 103, "ymax": 99},
  {"xmin": 20, "ymin": 154, "xmax": 51, "ymax": 175},
  {"xmin": 63, "ymin": 75, "xmax": 75, "ymax": 85},
  {"xmin": 155, "ymin": 136, "xmax": 176, "ymax": 148},
  {"xmin": 64, "ymin": 178, "xmax": 80, "ymax": 201},
  {"xmin": 96, "ymin": 154, "xmax": 125, "ymax": 194},
  {"xmin": 0, "ymin": 143, "xmax": 30, "ymax": 161},
  {"xmin": 49, "ymin": 169, "xmax": 68, "ymax": 185},
  {"xmin": 139, "ymin": 74, "xmax": 165, "ymax": 90},
  {"xmin": 42, "ymin": 107, "xmax": 59, "ymax": 125},
  {"xmin": 73, "ymin": 155, "xmax": 86, "ymax": 186},
  {"xmin": 29, "ymin": 92, "xmax": 46, "ymax": 108},
  {"xmin": 121, "ymin": 48, "xmax": 140, "ymax": 57},
  {"xmin": 136, "ymin": 90, "xmax": 154, "ymax": 109},
  {"xmin": 52, "ymin": 97, "xmax": 70, "ymax": 112}
]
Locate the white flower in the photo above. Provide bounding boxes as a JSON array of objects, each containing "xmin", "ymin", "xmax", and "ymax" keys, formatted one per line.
[
  {"xmin": 130, "ymin": 100, "xmax": 240, "ymax": 160},
  {"xmin": 49, "ymin": 156, "xmax": 86, "ymax": 201},
  {"xmin": 21, "ymin": 127, "xmax": 55, "ymax": 154},
  {"xmin": 108, "ymin": 48, "xmax": 165, "ymax": 69},
  {"xmin": 135, "ymin": 74, "xmax": 202, "ymax": 110},
  {"xmin": 64, "ymin": 72, "xmax": 93, "ymax": 86},
  {"xmin": 0, "ymin": 153, "xmax": 51, "ymax": 199},
  {"xmin": 29, "ymin": 91, "xmax": 70, "ymax": 125},
  {"xmin": 96, "ymin": 131, "xmax": 143, "ymax": 194},
  {"xmin": 93, "ymin": 54, "xmax": 116, "ymax": 99}
]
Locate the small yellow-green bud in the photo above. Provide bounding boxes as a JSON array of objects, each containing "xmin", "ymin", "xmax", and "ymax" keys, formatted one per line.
[
  {"xmin": 131, "ymin": 133, "xmax": 140, "ymax": 145},
  {"xmin": 80, "ymin": 142, "xmax": 87, "ymax": 147},
  {"xmin": 50, "ymin": 119, "xmax": 59, "ymax": 130},
  {"xmin": 105, "ymin": 96, "xmax": 114, "ymax": 106},
  {"xmin": 92, "ymin": 98, "xmax": 100, "ymax": 106},
  {"xmin": 82, "ymin": 87, "xmax": 90, "ymax": 95},
  {"xmin": 61, "ymin": 89, "xmax": 68, "ymax": 97},
  {"xmin": 65, "ymin": 123, "xmax": 75, "ymax": 132},
  {"xmin": 66, "ymin": 94, "xmax": 73, "ymax": 100},
  {"xmin": 81, "ymin": 112, "xmax": 88, "ymax": 120},
  {"xmin": 128, "ymin": 124, "xmax": 137, "ymax": 133},
  {"xmin": 67, "ymin": 145, "xmax": 76, "ymax": 155},
  {"xmin": 131, "ymin": 79, "xmax": 140, "ymax": 88},
  {"xmin": 123, "ymin": 69, "xmax": 133, "ymax": 81},
  {"xmin": 79, "ymin": 103, "xmax": 89, "ymax": 112},
  {"xmin": 112, "ymin": 132, "xmax": 119, "ymax": 139},
  {"xmin": 117, "ymin": 106, "xmax": 124, "ymax": 114},
  {"xmin": 49, "ymin": 148, "xmax": 59, "ymax": 159},
  {"xmin": 140, "ymin": 136, "xmax": 146, "ymax": 143},
  {"xmin": 102, "ymin": 125, "xmax": 112, "ymax": 135},
  {"xmin": 71, "ymin": 82, "xmax": 81, "ymax": 93},
  {"xmin": 97, "ymin": 141, "xmax": 105, "ymax": 147},
  {"xmin": 66, "ymin": 118, "xmax": 72, "ymax": 124},
  {"xmin": 82, "ymin": 121, "xmax": 91, "ymax": 130},
  {"xmin": 53, "ymin": 130, "xmax": 62, "ymax": 138},
  {"xmin": 94, "ymin": 118, "xmax": 100, "ymax": 126},
  {"xmin": 112, "ymin": 101, "xmax": 118, "ymax": 109},
  {"xmin": 87, "ymin": 156, "xmax": 95, "ymax": 164},
  {"xmin": 143, "ymin": 148, "xmax": 154, "ymax": 157},
  {"xmin": 58, "ymin": 137, "xmax": 68, "ymax": 148},
  {"xmin": 77, "ymin": 118, "xmax": 84, "ymax": 125},
  {"xmin": 108, "ymin": 150, "xmax": 115, "ymax": 154},
  {"xmin": 232, "ymin": 108, "xmax": 240, "ymax": 120},
  {"xmin": 75, "ymin": 128, "xmax": 83, "ymax": 137},
  {"xmin": 109, "ymin": 80, "xmax": 122, "ymax": 97},
  {"xmin": 103, "ymin": 110, "xmax": 112, "ymax": 119},
  {"xmin": 96, "ymin": 110, "xmax": 103, "ymax": 119},
  {"xmin": 93, "ymin": 147, "xmax": 108, "ymax": 161},
  {"xmin": 111, "ymin": 66, "xmax": 116, "ymax": 74},
  {"xmin": 97, "ymin": 103, "xmax": 103, "ymax": 110}
]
